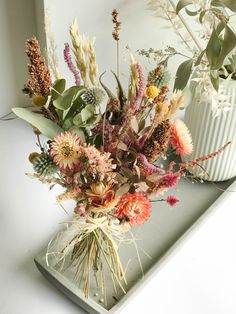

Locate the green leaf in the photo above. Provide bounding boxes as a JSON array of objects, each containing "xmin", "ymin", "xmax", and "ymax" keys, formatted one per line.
[
  {"xmin": 206, "ymin": 28, "xmax": 222, "ymax": 68},
  {"xmin": 211, "ymin": 0, "xmax": 236, "ymax": 12},
  {"xmin": 73, "ymin": 113, "xmax": 83, "ymax": 126},
  {"xmin": 176, "ymin": 0, "xmax": 194, "ymax": 14},
  {"xmin": 12, "ymin": 107, "xmax": 63, "ymax": 138},
  {"xmin": 174, "ymin": 59, "xmax": 194, "ymax": 91},
  {"xmin": 216, "ymin": 25, "xmax": 236, "ymax": 68},
  {"xmin": 53, "ymin": 86, "xmax": 85, "ymax": 110},
  {"xmin": 63, "ymin": 96, "xmax": 86, "ymax": 121},
  {"xmin": 68, "ymin": 127, "xmax": 86, "ymax": 142},
  {"xmin": 210, "ymin": 71, "xmax": 220, "ymax": 90},
  {"xmin": 185, "ymin": 7, "xmax": 199, "ymax": 16},
  {"xmin": 195, "ymin": 50, "xmax": 206, "ymax": 66},
  {"xmin": 199, "ymin": 10, "xmax": 207, "ymax": 23},
  {"xmin": 80, "ymin": 104, "xmax": 95, "ymax": 122},
  {"xmin": 51, "ymin": 79, "xmax": 66, "ymax": 100}
]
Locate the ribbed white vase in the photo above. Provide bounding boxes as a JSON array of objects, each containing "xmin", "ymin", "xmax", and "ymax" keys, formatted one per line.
[{"xmin": 184, "ymin": 79, "xmax": 236, "ymax": 182}]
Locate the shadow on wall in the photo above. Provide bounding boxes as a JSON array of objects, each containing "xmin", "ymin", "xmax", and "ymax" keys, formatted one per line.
[{"xmin": 0, "ymin": 0, "xmax": 38, "ymax": 115}]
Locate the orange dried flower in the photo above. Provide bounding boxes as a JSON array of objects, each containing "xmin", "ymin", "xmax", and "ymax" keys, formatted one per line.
[{"xmin": 114, "ymin": 192, "xmax": 151, "ymax": 225}]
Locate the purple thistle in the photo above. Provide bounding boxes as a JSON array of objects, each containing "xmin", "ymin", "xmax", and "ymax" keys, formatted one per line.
[{"xmin": 63, "ymin": 43, "xmax": 81, "ymax": 86}]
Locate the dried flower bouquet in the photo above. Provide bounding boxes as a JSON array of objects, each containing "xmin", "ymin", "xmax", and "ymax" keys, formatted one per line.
[{"xmin": 11, "ymin": 10, "xmax": 228, "ymax": 302}]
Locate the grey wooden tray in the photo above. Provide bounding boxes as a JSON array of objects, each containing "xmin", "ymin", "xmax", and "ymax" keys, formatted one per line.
[{"xmin": 34, "ymin": 177, "xmax": 236, "ymax": 314}]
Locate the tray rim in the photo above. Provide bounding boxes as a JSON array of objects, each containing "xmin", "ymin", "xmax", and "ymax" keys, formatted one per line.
[{"xmin": 34, "ymin": 178, "xmax": 236, "ymax": 314}]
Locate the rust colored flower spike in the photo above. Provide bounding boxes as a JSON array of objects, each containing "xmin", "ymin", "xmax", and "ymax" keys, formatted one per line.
[
  {"xmin": 23, "ymin": 37, "xmax": 52, "ymax": 97},
  {"xmin": 112, "ymin": 9, "xmax": 121, "ymax": 41},
  {"xmin": 142, "ymin": 120, "xmax": 171, "ymax": 163}
]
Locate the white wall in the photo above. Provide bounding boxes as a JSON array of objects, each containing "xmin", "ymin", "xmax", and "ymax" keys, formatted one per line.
[{"xmin": 0, "ymin": 0, "xmax": 38, "ymax": 116}]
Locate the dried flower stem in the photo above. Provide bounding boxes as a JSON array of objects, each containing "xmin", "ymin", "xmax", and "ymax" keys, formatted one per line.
[
  {"xmin": 112, "ymin": 9, "xmax": 122, "ymax": 79},
  {"xmin": 168, "ymin": 141, "xmax": 231, "ymax": 173},
  {"xmin": 64, "ymin": 43, "xmax": 81, "ymax": 86}
]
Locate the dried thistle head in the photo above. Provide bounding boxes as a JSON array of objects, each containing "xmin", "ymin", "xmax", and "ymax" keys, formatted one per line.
[
  {"xmin": 23, "ymin": 37, "xmax": 52, "ymax": 97},
  {"xmin": 112, "ymin": 9, "xmax": 121, "ymax": 41}
]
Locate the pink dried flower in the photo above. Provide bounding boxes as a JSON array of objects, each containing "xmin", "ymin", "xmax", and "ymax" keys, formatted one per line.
[
  {"xmin": 148, "ymin": 173, "xmax": 180, "ymax": 196},
  {"xmin": 166, "ymin": 195, "xmax": 179, "ymax": 207},
  {"xmin": 64, "ymin": 43, "xmax": 81, "ymax": 86},
  {"xmin": 137, "ymin": 153, "xmax": 165, "ymax": 176},
  {"xmin": 170, "ymin": 119, "xmax": 193, "ymax": 156},
  {"xmin": 79, "ymin": 144, "xmax": 116, "ymax": 182},
  {"xmin": 161, "ymin": 173, "xmax": 180, "ymax": 188},
  {"xmin": 130, "ymin": 63, "xmax": 146, "ymax": 111}
]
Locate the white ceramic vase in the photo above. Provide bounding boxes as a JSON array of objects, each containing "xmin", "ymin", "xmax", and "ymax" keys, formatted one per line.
[{"xmin": 184, "ymin": 78, "xmax": 236, "ymax": 182}]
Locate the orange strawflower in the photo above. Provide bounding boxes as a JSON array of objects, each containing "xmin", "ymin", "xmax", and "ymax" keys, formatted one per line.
[{"xmin": 114, "ymin": 192, "xmax": 151, "ymax": 225}]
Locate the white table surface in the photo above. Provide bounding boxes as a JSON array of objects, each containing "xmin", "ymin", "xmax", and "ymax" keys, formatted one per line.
[{"xmin": 1, "ymin": 119, "xmax": 236, "ymax": 314}]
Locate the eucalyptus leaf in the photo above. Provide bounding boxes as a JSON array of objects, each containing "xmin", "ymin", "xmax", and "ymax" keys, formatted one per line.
[
  {"xmin": 195, "ymin": 50, "xmax": 206, "ymax": 66},
  {"xmin": 174, "ymin": 59, "xmax": 194, "ymax": 91},
  {"xmin": 215, "ymin": 25, "xmax": 236, "ymax": 69},
  {"xmin": 185, "ymin": 7, "xmax": 199, "ymax": 16},
  {"xmin": 206, "ymin": 28, "xmax": 222, "ymax": 68},
  {"xmin": 199, "ymin": 10, "xmax": 206, "ymax": 23},
  {"xmin": 176, "ymin": 0, "xmax": 194, "ymax": 14},
  {"xmin": 63, "ymin": 96, "xmax": 86, "ymax": 121},
  {"xmin": 80, "ymin": 104, "xmax": 95, "ymax": 122},
  {"xmin": 51, "ymin": 79, "xmax": 66, "ymax": 100},
  {"xmin": 53, "ymin": 86, "xmax": 85, "ymax": 110},
  {"xmin": 73, "ymin": 113, "xmax": 83, "ymax": 126},
  {"xmin": 12, "ymin": 107, "xmax": 63, "ymax": 138},
  {"xmin": 210, "ymin": 71, "xmax": 220, "ymax": 90},
  {"xmin": 68, "ymin": 126, "xmax": 86, "ymax": 142}
]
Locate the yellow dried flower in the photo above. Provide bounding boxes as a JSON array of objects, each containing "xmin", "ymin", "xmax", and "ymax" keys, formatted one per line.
[
  {"xmin": 145, "ymin": 85, "xmax": 159, "ymax": 99},
  {"xmin": 28, "ymin": 152, "xmax": 40, "ymax": 163},
  {"xmin": 32, "ymin": 95, "xmax": 47, "ymax": 107}
]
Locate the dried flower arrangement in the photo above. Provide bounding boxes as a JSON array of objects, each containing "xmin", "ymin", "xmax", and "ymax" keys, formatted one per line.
[{"xmin": 11, "ymin": 10, "xmax": 229, "ymax": 303}]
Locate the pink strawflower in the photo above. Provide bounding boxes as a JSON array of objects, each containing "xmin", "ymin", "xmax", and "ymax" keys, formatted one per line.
[
  {"xmin": 64, "ymin": 43, "xmax": 81, "ymax": 86},
  {"xmin": 166, "ymin": 195, "xmax": 179, "ymax": 207},
  {"xmin": 114, "ymin": 192, "xmax": 151, "ymax": 225},
  {"xmin": 170, "ymin": 119, "xmax": 193, "ymax": 156}
]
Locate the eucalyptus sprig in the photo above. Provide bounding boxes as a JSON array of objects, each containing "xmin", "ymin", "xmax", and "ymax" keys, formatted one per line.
[{"xmin": 148, "ymin": 0, "xmax": 236, "ymax": 90}]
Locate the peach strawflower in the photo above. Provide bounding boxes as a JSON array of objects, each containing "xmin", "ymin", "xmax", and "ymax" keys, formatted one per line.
[
  {"xmin": 170, "ymin": 119, "xmax": 193, "ymax": 156},
  {"xmin": 114, "ymin": 192, "xmax": 151, "ymax": 225},
  {"xmin": 50, "ymin": 132, "xmax": 81, "ymax": 170}
]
